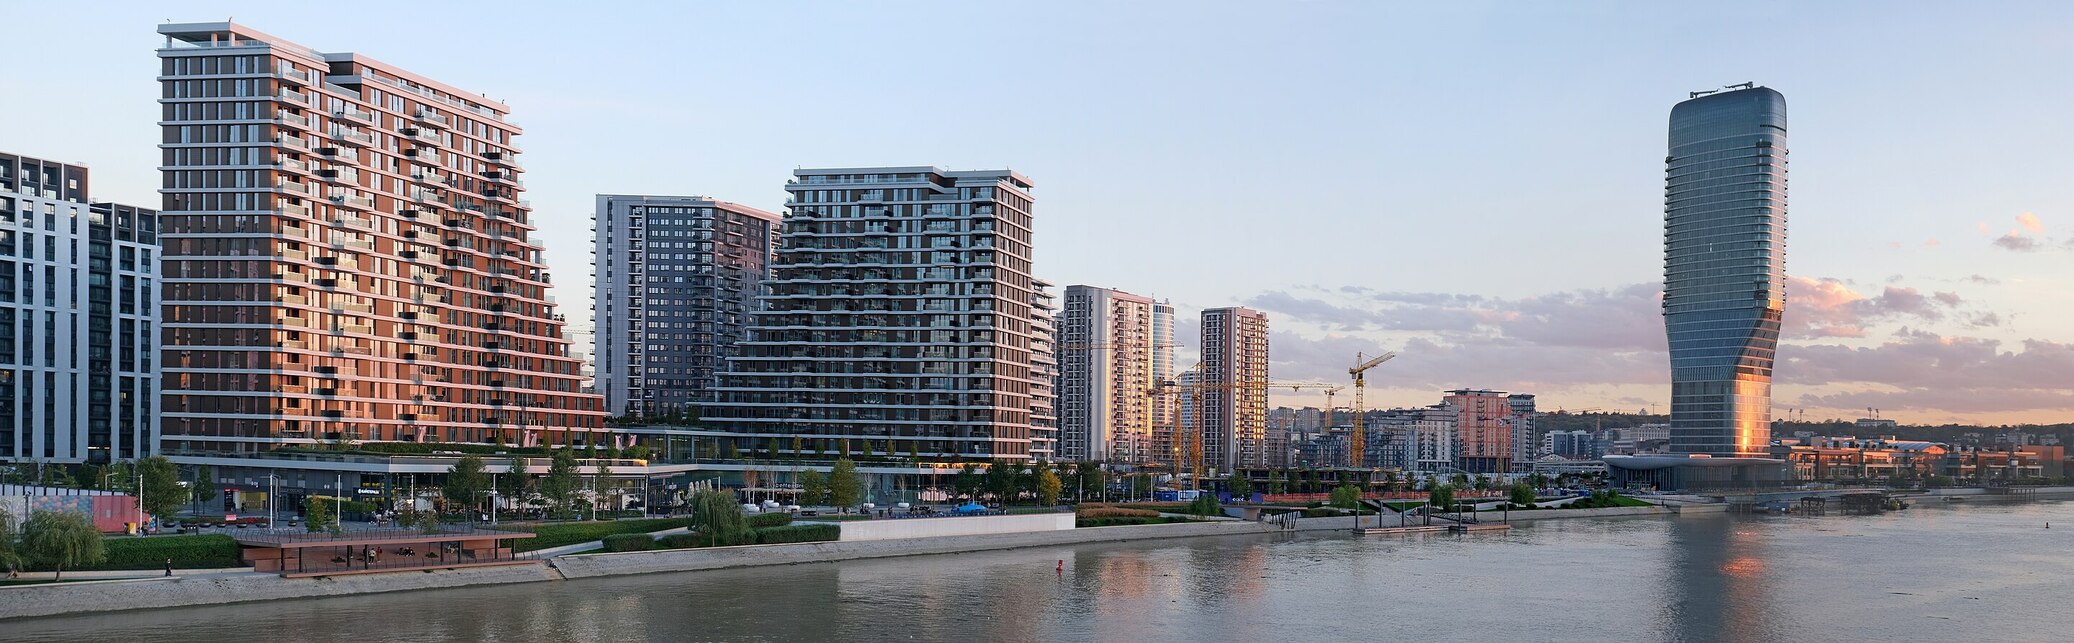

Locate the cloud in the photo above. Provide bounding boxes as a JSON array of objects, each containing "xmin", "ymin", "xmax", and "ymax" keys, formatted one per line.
[
  {"xmin": 1783, "ymin": 333, "xmax": 2074, "ymax": 414},
  {"xmin": 1783, "ymin": 278, "xmax": 1965, "ymax": 338},
  {"xmin": 1924, "ymin": 238, "xmax": 1941, "ymax": 247},
  {"xmin": 1965, "ymin": 274, "xmax": 2001, "ymax": 285},
  {"xmin": 1992, "ymin": 232, "xmax": 2041, "ymax": 252},
  {"xmin": 2017, "ymin": 211, "xmax": 2045, "ymax": 234}
]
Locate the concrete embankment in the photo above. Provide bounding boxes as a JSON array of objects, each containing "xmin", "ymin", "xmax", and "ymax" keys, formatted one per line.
[
  {"xmin": 0, "ymin": 564, "xmax": 561, "ymax": 621},
  {"xmin": 553, "ymin": 520, "xmax": 1267, "ymax": 578}
]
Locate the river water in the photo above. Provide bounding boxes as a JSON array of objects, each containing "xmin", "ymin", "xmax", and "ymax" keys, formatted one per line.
[{"xmin": 12, "ymin": 500, "xmax": 2073, "ymax": 642}]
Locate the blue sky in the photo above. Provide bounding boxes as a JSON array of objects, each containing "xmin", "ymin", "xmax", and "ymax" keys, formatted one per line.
[{"xmin": 6, "ymin": 1, "xmax": 2071, "ymax": 423}]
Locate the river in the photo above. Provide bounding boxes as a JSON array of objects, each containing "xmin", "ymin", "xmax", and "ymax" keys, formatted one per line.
[{"xmin": 11, "ymin": 500, "xmax": 2072, "ymax": 642}]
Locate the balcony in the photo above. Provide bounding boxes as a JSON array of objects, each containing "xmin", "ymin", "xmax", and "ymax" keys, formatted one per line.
[
  {"xmin": 278, "ymin": 202, "xmax": 312, "ymax": 218},
  {"xmin": 281, "ymin": 226, "xmax": 312, "ymax": 240},
  {"xmin": 333, "ymin": 107, "xmax": 376, "ymax": 125},
  {"xmin": 329, "ymin": 194, "xmax": 374, "ymax": 210},
  {"xmin": 332, "ymin": 128, "xmax": 374, "ymax": 147},
  {"xmin": 412, "ymin": 190, "xmax": 446, "ymax": 205},
  {"xmin": 274, "ymin": 136, "xmax": 311, "ymax": 152},
  {"xmin": 410, "ymin": 172, "xmax": 448, "ymax": 187},
  {"xmin": 402, "ymin": 128, "xmax": 440, "ymax": 145},
  {"xmin": 317, "ymin": 168, "xmax": 360, "ymax": 185},
  {"xmin": 404, "ymin": 147, "xmax": 438, "ymax": 160},
  {"xmin": 413, "ymin": 109, "xmax": 449, "ymax": 127},
  {"xmin": 277, "ymin": 90, "xmax": 311, "ymax": 107},
  {"xmin": 275, "ymin": 68, "xmax": 311, "ymax": 85},
  {"xmin": 275, "ymin": 111, "xmax": 311, "ymax": 130},
  {"xmin": 275, "ymin": 157, "xmax": 311, "ymax": 175}
]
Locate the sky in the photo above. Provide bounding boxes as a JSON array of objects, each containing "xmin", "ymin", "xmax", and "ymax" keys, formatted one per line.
[{"xmin": 4, "ymin": 1, "xmax": 2071, "ymax": 425}]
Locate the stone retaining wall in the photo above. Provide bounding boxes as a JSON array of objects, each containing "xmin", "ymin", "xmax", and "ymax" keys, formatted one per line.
[{"xmin": 0, "ymin": 564, "xmax": 560, "ymax": 621}]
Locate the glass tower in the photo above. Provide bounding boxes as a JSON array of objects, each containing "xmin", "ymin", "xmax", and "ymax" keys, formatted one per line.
[{"xmin": 1663, "ymin": 85, "xmax": 1787, "ymax": 457}]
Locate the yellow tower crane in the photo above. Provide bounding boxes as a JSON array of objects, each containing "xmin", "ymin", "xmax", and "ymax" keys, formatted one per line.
[
  {"xmin": 1056, "ymin": 341, "xmax": 1184, "ymax": 466},
  {"xmin": 1348, "ymin": 351, "xmax": 1397, "ymax": 469},
  {"xmin": 1321, "ymin": 385, "xmax": 1346, "ymax": 432}
]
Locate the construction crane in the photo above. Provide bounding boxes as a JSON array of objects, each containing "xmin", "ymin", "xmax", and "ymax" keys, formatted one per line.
[
  {"xmin": 1147, "ymin": 372, "xmax": 1339, "ymax": 490},
  {"xmin": 1348, "ymin": 351, "xmax": 1397, "ymax": 469},
  {"xmin": 1320, "ymin": 385, "xmax": 1346, "ymax": 432}
]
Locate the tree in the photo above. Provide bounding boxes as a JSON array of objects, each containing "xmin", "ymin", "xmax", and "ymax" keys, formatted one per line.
[
  {"xmin": 1529, "ymin": 473, "xmax": 1550, "ymax": 490},
  {"xmin": 1330, "ymin": 484, "xmax": 1362, "ymax": 509},
  {"xmin": 1035, "ymin": 467, "xmax": 1063, "ymax": 506},
  {"xmin": 724, "ymin": 441, "xmax": 741, "ymax": 460},
  {"xmin": 1473, "ymin": 475, "xmax": 1493, "ymax": 491},
  {"xmin": 20, "ymin": 511, "xmax": 104, "ymax": 581},
  {"xmin": 443, "ymin": 454, "xmax": 490, "ymax": 516},
  {"xmin": 690, "ymin": 489, "xmax": 750, "ymax": 547},
  {"xmin": 1449, "ymin": 473, "xmax": 1470, "ymax": 489},
  {"xmin": 953, "ymin": 464, "xmax": 982, "ymax": 500},
  {"xmin": 1187, "ymin": 494, "xmax": 1222, "ymax": 518},
  {"xmin": 540, "ymin": 447, "xmax": 580, "ymax": 519},
  {"xmin": 828, "ymin": 458, "xmax": 864, "ymax": 511},
  {"xmin": 1267, "ymin": 469, "xmax": 1286, "ymax": 495},
  {"xmin": 1084, "ymin": 464, "xmax": 1109, "ymax": 502},
  {"xmin": 984, "ymin": 464, "xmax": 1017, "ymax": 503},
  {"xmin": 498, "ymin": 458, "xmax": 529, "ymax": 515},
  {"xmin": 766, "ymin": 437, "xmax": 782, "ymax": 460},
  {"xmin": 588, "ymin": 461, "xmax": 615, "ymax": 516},
  {"xmin": 1509, "ymin": 482, "xmax": 1536, "ymax": 507},
  {"xmin": 1132, "ymin": 474, "xmax": 1154, "ymax": 498},
  {"xmin": 192, "ymin": 465, "xmax": 219, "ymax": 513},
  {"xmin": 1228, "ymin": 475, "xmax": 1253, "ymax": 499},
  {"xmin": 133, "ymin": 457, "xmax": 185, "ymax": 522},
  {"xmin": 1428, "ymin": 485, "xmax": 1456, "ymax": 513},
  {"xmin": 305, "ymin": 497, "xmax": 339, "ymax": 534},
  {"xmin": 907, "ymin": 442, "xmax": 922, "ymax": 464},
  {"xmin": 798, "ymin": 469, "xmax": 829, "ymax": 506},
  {"xmin": 0, "ymin": 505, "xmax": 19, "ymax": 576}
]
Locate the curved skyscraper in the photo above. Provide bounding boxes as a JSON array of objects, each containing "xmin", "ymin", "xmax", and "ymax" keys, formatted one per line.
[{"xmin": 1663, "ymin": 85, "xmax": 1787, "ymax": 457}]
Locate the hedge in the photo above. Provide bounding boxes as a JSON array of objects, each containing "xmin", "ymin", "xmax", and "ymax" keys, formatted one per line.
[
  {"xmin": 601, "ymin": 533, "xmax": 656, "ymax": 552},
  {"xmin": 657, "ymin": 533, "xmax": 707, "ymax": 549},
  {"xmin": 751, "ymin": 524, "xmax": 839, "ymax": 545},
  {"xmin": 510, "ymin": 517, "xmax": 690, "ymax": 552},
  {"xmin": 1075, "ymin": 516, "xmax": 1192, "ymax": 528},
  {"xmin": 745, "ymin": 512, "xmax": 794, "ymax": 529},
  {"xmin": 49, "ymin": 535, "xmax": 243, "ymax": 571},
  {"xmin": 1076, "ymin": 507, "xmax": 1159, "ymax": 519}
]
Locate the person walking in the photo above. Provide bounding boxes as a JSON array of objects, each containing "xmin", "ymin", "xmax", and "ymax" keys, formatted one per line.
[{"xmin": 164, "ymin": 558, "xmax": 174, "ymax": 577}]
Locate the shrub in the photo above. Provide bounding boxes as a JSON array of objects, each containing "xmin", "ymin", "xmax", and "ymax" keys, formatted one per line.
[
  {"xmin": 72, "ymin": 535, "xmax": 243, "ymax": 571},
  {"xmin": 745, "ymin": 512, "xmax": 794, "ymax": 529},
  {"xmin": 752, "ymin": 524, "xmax": 840, "ymax": 545},
  {"xmin": 1075, "ymin": 507, "xmax": 1159, "ymax": 519},
  {"xmin": 1301, "ymin": 508, "xmax": 1345, "ymax": 518},
  {"xmin": 509, "ymin": 517, "xmax": 691, "ymax": 552},
  {"xmin": 601, "ymin": 533, "xmax": 656, "ymax": 552},
  {"xmin": 1075, "ymin": 516, "xmax": 1192, "ymax": 528},
  {"xmin": 1187, "ymin": 495, "xmax": 1222, "ymax": 518}
]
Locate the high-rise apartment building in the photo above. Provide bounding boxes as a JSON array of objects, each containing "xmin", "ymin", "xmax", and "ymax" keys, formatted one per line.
[
  {"xmin": 1057, "ymin": 285, "xmax": 1157, "ymax": 463},
  {"xmin": 1663, "ymin": 85, "xmax": 1787, "ymax": 457},
  {"xmin": 1029, "ymin": 279, "xmax": 1059, "ymax": 461},
  {"xmin": 0, "ymin": 153, "xmax": 160, "ymax": 465},
  {"xmin": 705, "ymin": 167, "xmax": 1046, "ymax": 462},
  {"xmin": 1507, "ymin": 393, "xmax": 1538, "ymax": 470},
  {"xmin": 1199, "ymin": 307, "xmax": 1271, "ymax": 471},
  {"xmin": 1148, "ymin": 300, "xmax": 1176, "ymax": 459},
  {"xmin": 1447, "ymin": 389, "xmax": 1513, "ymax": 474},
  {"xmin": 155, "ymin": 23, "xmax": 602, "ymax": 462},
  {"xmin": 592, "ymin": 195, "xmax": 780, "ymax": 417},
  {"xmin": 1411, "ymin": 403, "xmax": 1457, "ymax": 472}
]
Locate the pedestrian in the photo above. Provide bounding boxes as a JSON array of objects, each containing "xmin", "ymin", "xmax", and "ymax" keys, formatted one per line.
[{"xmin": 164, "ymin": 558, "xmax": 174, "ymax": 577}]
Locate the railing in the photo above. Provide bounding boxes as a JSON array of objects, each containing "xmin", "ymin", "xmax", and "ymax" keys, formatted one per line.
[
  {"xmin": 334, "ymin": 108, "xmax": 376, "ymax": 123},
  {"xmin": 275, "ymin": 136, "xmax": 310, "ymax": 151},
  {"xmin": 278, "ymin": 90, "xmax": 311, "ymax": 106},
  {"xmin": 334, "ymin": 129, "xmax": 374, "ymax": 145}
]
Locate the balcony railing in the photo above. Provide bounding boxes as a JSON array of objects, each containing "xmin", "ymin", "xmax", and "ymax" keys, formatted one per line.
[
  {"xmin": 274, "ymin": 136, "xmax": 311, "ymax": 151},
  {"xmin": 276, "ymin": 181, "xmax": 313, "ymax": 196},
  {"xmin": 330, "ymin": 194, "xmax": 374, "ymax": 209},
  {"xmin": 333, "ymin": 128, "xmax": 374, "ymax": 146},
  {"xmin": 334, "ymin": 108, "xmax": 376, "ymax": 124},
  {"xmin": 278, "ymin": 90, "xmax": 311, "ymax": 106}
]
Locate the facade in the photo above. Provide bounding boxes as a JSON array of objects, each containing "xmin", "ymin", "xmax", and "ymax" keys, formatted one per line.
[
  {"xmin": 1056, "ymin": 285, "xmax": 1157, "ymax": 463},
  {"xmin": 1165, "ymin": 370, "xmax": 1199, "ymax": 467},
  {"xmin": 591, "ymin": 195, "xmax": 780, "ymax": 417},
  {"xmin": 155, "ymin": 23, "xmax": 603, "ymax": 465},
  {"xmin": 1447, "ymin": 389, "xmax": 1513, "ymax": 474},
  {"xmin": 1410, "ymin": 404, "xmax": 1457, "ymax": 472},
  {"xmin": 1545, "ymin": 430, "xmax": 1597, "ymax": 459},
  {"xmin": 1029, "ymin": 279, "xmax": 1059, "ymax": 461},
  {"xmin": 1507, "ymin": 393, "xmax": 1537, "ymax": 469},
  {"xmin": 0, "ymin": 153, "xmax": 161, "ymax": 465},
  {"xmin": 703, "ymin": 167, "xmax": 1046, "ymax": 462},
  {"xmin": 1198, "ymin": 307, "xmax": 1271, "ymax": 471},
  {"xmin": 1663, "ymin": 85, "xmax": 1789, "ymax": 457},
  {"xmin": 1149, "ymin": 301, "xmax": 1176, "ymax": 459}
]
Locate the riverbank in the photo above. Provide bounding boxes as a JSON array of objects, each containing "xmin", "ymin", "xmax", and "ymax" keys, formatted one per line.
[{"xmin": 0, "ymin": 501, "xmax": 1720, "ymax": 621}]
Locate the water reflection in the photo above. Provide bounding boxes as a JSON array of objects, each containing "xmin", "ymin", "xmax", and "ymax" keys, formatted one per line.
[{"xmin": 8, "ymin": 502, "xmax": 2074, "ymax": 642}]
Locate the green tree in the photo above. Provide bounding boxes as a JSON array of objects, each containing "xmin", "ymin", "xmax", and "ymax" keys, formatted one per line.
[
  {"xmin": 984, "ymin": 464, "xmax": 1017, "ymax": 503},
  {"xmin": 953, "ymin": 464, "xmax": 982, "ymax": 500},
  {"xmin": 1529, "ymin": 473, "xmax": 1550, "ymax": 490},
  {"xmin": 724, "ymin": 441, "xmax": 741, "ymax": 460},
  {"xmin": 1509, "ymin": 482, "xmax": 1536, "ymax": 507},
  {"xmin": 1084, "ymin": 464, "xmax": 1109, "ymax": 502},
  {"xmin": 1428, "ymin": 484, "xmax": 1456, "ymax": 513},
  {"xmin": 828, "ymin": 458, "xmax": 864, "ymax": 511},
  {"xmin": 443, "ymin": 454, "xmax": 490, "ymax": 516},
  {"xmin": 1133, "ymin": 474, "xmax": 1154, "ymax": 498},
  {"xmin": 798, "ymin": 469, "xmax": 829, "ymax": 506},
  {"xmin": 136, "ymin": 456, "xmax": 186, "ymax": 521},
  {"xmin": 766, "ymin": 437, "xmax": 782, "ymax": 460},
  {"xmin": 907, "ymin": 442, "xmax": 922, "ymax": 464},
  {"xmin": 192, "ymin": 465, "xmax": 219, "ymax": 513},
  {"xmin": 1035, "ymin": 467, "xmax": 1063, "ymax": 506},
  {"xmin": 541, "ymin": 447, "xmax": 580, "ymax": 519},
  {"xmin": 20, "ymin": 511, "xmax": 104, "ymax": 581},
  {"xmin": 1381, "ymin": 470, "xmax": 1400, "ymax": 492},
  {"xmin": 1473, "ymin": 475, "xmax": 1493, "ymax": 491},
  {"xmin": 1187, "ymin": 494, "xmax": 1222, "ymax": 518},
  {"xmin": 588, "ymin": 462, "xmax": 615, "ymax": 515},
  {"xmin": 305, "ymin": 497, "xmax": 339, "ymax": 534},
  {"xmin": 1330, "ymin": 484, "xmax": 1362, "ymax": 509},
  {"xmin": 0, "ymin": 505, "xmax": 19, "ymax": 576},
  {"xmin": 1267, "ymin": 469, "xmax": 1286, "ymax": 495},
  {"xmin": 1229, "ymin": 475, "xmax": 1254, "ymax": 499},
  {"xmin": 497, "ymin": 458, "xmax": 529, "ymax": 515},
  {"xmin": 691, "ymin": 489, "xmax": 750, "ymax": 547}
]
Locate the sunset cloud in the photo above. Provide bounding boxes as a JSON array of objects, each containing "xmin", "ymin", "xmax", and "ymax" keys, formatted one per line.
[
  {"xmin": 1992, "ymin": 232, "xmax": 2041, "ymax": 252},
  {"xmin": 2017, "ymin": 211, "xmax": 2044, "ymax": 233}
]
